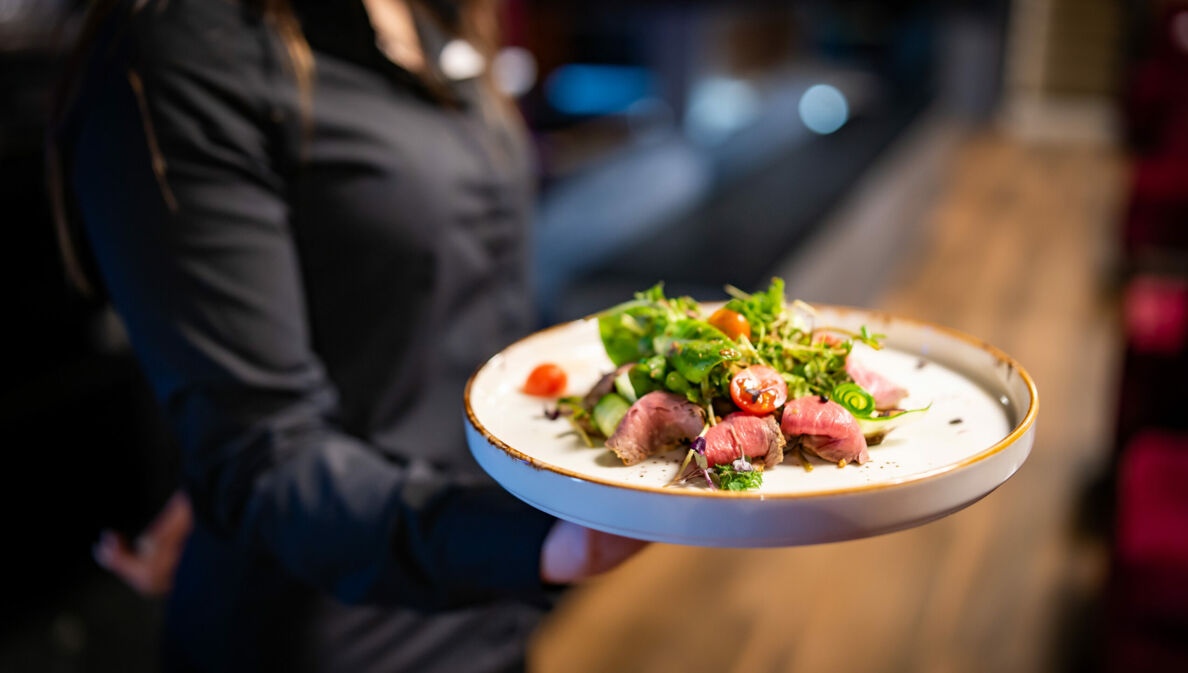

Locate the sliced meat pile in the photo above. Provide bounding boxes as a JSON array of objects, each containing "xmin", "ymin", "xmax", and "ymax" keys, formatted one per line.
[
  {"xmin": 606, "ymin": 391, "xmax": 706, "ymax": 466},
  {"xmin": 703, "ymin": 413, "xmax": 786, "ymax": 469},
  {"xmin": 781, "ymin": 396, "xmax": 869, "ymax": 465},
  {"xmin": 845, "ymin": 357, "xmax": 908, "ymax": 410}
]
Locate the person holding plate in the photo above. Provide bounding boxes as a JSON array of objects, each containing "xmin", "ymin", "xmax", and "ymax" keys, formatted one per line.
[{"xmin": 50, "ymin": 0, "xmax": 644, "ymax": 671}]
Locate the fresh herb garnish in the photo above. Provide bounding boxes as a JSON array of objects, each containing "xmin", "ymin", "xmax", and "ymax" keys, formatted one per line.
[
  {"xmin": 668, "ymin": 436, "xmax": 717, "ymax": 489},
  {"xmin": 714, "ymin": 462, "xmax": 764, "ymax": 491},
  {"xmin": 550, "ymin": 396, "xmax": 597, "ymax": 447}
]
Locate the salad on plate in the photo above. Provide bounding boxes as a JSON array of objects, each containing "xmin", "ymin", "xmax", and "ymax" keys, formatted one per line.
[{"xmin": 530, "ymin": 279, "xmax": 927, "ymax": 491}]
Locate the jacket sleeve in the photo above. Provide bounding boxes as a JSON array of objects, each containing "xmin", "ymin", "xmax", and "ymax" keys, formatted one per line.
[{"xmin": 65, "ymin": 21, "xmax": 555, "ymax": 610}]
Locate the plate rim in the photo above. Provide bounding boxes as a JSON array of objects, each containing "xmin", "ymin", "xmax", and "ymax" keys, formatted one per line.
[{"xmin": 464, "ymin": 304, "xmax": 1038, "ymax": 500}]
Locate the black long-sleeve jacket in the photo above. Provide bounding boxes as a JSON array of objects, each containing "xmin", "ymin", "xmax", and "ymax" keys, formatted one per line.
[{"xmin": 58, "ymin": 1, "xmax": 555, "ymax": 670}]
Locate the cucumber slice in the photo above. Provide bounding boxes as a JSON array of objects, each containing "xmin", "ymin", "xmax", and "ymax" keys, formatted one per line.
[
  {"xmin": 593, "ymin": 393, "xmax": 632, "ymax": 438},
  {"xmin": 614, "ymin": 371, "xmax": 637, "ymax": 403}
]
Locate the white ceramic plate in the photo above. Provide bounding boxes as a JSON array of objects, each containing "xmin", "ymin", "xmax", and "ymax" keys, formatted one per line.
[{"xmin": 464, "ymin": 306, "xmax": 1037, "ymax": 547}]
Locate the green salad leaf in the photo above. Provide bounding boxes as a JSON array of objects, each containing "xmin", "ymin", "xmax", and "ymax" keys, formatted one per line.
[
  {"xmin": 597, "ymin": 301, "xmax": 665, "ymax": 366},
  {"xmin": 596, "ymin": 283, "xmax": 707, "ymax": 366},
  {"xmin": 666, "ymin": 339, "xmax": 739, "ymax": 385}
]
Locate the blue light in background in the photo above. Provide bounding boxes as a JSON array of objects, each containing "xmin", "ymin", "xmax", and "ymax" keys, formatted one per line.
[
  {"xmin": 798, "ymin": 84, "xmax": 849, "ymax": 135},
  {"xmin": 545, "ymin": 64, "xmax": 656, "ymax": 116},
  {"xmin": 685, "ymin": 77, "xmax": 761, "ymax": 146}
]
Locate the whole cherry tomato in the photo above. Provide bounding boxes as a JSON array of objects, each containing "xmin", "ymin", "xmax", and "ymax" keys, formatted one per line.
[
  {"xmin": 729, "ymin": 365, "xmax": 788, "ymax": 414},
  {"xmin": 708, "ymin": 308, "xmax": 751, "ymax": 342},
  {"xmin": 523, "ymin": 363, "xmax": 567, "ymax": 397}
]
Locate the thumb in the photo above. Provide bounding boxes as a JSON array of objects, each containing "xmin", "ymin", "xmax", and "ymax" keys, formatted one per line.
[{"xmin": 93, "ymin": 530, "xmax": 153, "ymax": 595}]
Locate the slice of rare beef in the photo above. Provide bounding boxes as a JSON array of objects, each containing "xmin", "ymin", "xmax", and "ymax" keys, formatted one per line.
[
  {"xmin": 703, "ymin": 412, "xmax": 785, "ymax": 468},
  {"xmin": 606, "ymin": 391, "xmax": 706, "ymax": 466},
  {"xmin": 781, "ymin": 396, "xmax": 869, "ymax": 465},
  {"xmin": 845, "ymin": 358, "xmax": 908, "ymax": 410}
]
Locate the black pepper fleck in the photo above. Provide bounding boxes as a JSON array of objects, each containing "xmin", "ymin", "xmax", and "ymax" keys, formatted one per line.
[{"xmin": 949, "ymin": 418, "xmax": 963, "ymax": 425}]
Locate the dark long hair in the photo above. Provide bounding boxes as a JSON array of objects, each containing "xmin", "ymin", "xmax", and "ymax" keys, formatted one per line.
[{"xmin": 47, "ymin": 0, "xmax": 500, "ymax": 298}]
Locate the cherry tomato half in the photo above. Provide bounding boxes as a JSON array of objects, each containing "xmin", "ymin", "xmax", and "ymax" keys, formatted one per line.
[
  {"xmin": 730, "ymin": 365, "xmax": 788, "ymax": 414},
  {"xmin": 708, "ymin": 308, "xmax": 751, "ymax": 342},
  {"xmin": 523, "ymin": 363, "xmax": 567, "ymax": 397}
]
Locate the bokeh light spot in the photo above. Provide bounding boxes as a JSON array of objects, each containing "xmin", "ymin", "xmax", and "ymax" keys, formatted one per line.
[{"xmin": 798, "ymin": 84, "xmax": 849, "ymax": 135}]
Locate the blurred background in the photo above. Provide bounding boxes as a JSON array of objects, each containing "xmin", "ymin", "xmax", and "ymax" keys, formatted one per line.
[{"xmin": 2, "ymin": 0, "xmax": 1187, "ymax": 671}]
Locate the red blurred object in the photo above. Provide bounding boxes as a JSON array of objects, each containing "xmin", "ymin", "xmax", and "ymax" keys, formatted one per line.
[
  {"xmin": 1106, "ymin": 431, "xmax": 1188, "ymax": 672},
  {"xmin": 1122, "ymin": 7, "xmax": 1188, "ymax": 259},
  {"xmin": 1116, "ymin": 432, "xmax": 1188, "ymax": 572},
  {"xmin": 522, "ymin": 363, "xmax": 567, "ymax": 397},
  {"xmin": 1104, "ymin": 9, "xmax": 1188, "ymax": 670},
  {"xmin": 1113, "ymin": 5, "xmax": 1188, "ymax": 449},
  {"xmin": 1124, "ymin": 275, "xmax": 1188, "ymax": 355}
]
